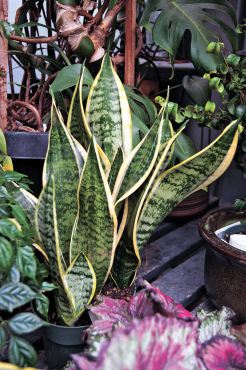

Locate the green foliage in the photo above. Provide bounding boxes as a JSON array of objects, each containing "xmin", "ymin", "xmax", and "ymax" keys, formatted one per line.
[
  {"xmin": 234, "ymin": 198, "xmax": 246, "ymax": 211},
  {"xmin": 0, "ymin": 163, "xmax": 52, "ymax": 367},
  {"xmin": 140, "ymin": 0, "xmax": 237, "ymax": 72},
  {"xmin": 34, "ymin": 54, "xmax": 239, "ymax": 327}
]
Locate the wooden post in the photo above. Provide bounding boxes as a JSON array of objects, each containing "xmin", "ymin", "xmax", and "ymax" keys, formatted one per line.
[
  {"xmin": 124, "ymin": 0, "xmax": 136, "ymax": 85},
  {"xmin": 0, "ymin": 0, "xmax": 8, "ymax": 130}
]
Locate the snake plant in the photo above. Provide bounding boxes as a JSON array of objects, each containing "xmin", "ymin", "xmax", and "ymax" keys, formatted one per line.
[{"xmin": 18, "ymin": 55, "xmax": 239, "ymax": 326}]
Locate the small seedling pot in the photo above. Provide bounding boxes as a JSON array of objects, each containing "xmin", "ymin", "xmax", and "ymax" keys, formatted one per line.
[
  {"xmin": 43, "ymin": 322, "xmax": 89, "ymax": 369},
  {"xmin": 199, "ymin": 208, "xmax": 246, "ymax": 321}
]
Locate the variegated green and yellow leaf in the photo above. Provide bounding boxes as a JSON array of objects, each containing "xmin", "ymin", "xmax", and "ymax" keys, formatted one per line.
[
  {"xmin": 135, "ymin": 120, "xmax": 239, "ymax": 255},
  {"xmin": 113, "ymin": 111, "xmax": 164, "ymax": 205},
  {"xmin": 70, "ymin": 138, "xmax": 117, "ymax": 292},
  {"xmin": 35, "ymin": 176, "xmax": 70, "ymax": 316},
  {"xmin": 67, "ymin": 65, "xmax": 90, "ymax": 149},
  {"xmin": 108, "ymin": 148, "xmax": 124, "ymax": 191},
  {"xmin": 35, "ymin": 176, "xmax": 94, "ymax": 326},
  {"xmin": 43, "ymin": 99, "xmax": 81, "ymax": 264},
  {"xmin": 63, "ymin": 252, "xmax": 96, "ymax": 324},
  {"xmin": 85, "ymin": 54, "xmax": 132, "ymax": 162},
  {"xmin": 13, "ymin": 188, "xmax": 38, "ymax": 223},
  {"xmin": 112, "ymin": 126, "xmax": 185, "ymax": 287}
]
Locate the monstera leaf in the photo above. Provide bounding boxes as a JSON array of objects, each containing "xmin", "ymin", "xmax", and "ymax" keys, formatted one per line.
[{"xmin": 140, "ymin": 0, "xmax": 237, "ymax": 72}]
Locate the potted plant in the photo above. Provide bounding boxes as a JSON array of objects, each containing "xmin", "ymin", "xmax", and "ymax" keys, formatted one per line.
[
  {"xmin": 10, "ymin": 54, "xmax": 239, "ymax": 368},
  {"xmin": 0, "ymin": 160, "xmax": 54, "ymax": 368},
  {"xmin": 199, "ymin": 203, "xmax": 246, "ymax": 322},
  {"xmin": 66, "ymin": 283, "xmax": 246, "ymax": 370}
]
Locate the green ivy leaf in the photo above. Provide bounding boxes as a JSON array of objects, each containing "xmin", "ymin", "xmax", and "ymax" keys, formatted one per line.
[
  {"xmin": 51, "ymin": 64, "xmax": 93, "ymax": 93},
  {"xmin": 0, "ymin": 283, "xmax": 36, "ymax": 312},
  {"xmin": 16, "ymin": 246, "xmax": 37, "ymax": 280},
  {"xmin": 0, "ymin": 326, "xmax": 7, "ymax": 351},
  {"xmin": 209, "ymin": 77, "xmax": 224, "ymax": 93},
  {"xmin": 205, "ymin": 101, "xmax": 216, "ymax": 113},
  {"xmin": 8, "ymin": 313, "xmax": 45, "ymax": 335},
  {"xmin": 226, "ymin": 53, "xmax": 241, "ymax": 66},
  {"xmin": 7, "ymin": 265, "xmax": 20, "ymax": 283},
  {"xmin": 0, "ymin": 237, "xmax": 14, "ymax": 272},
  {"xmin": 8, "ymin": 336, "xmax": 37, "ymax": 367}
]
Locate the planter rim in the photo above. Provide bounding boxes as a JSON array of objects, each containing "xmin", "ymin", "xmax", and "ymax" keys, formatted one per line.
[
  {"xmin": 45, "ymin": 321, "xmax": 89, "ymax": 329},
  {"xmin": 199, "ymin": 207, "xmax": 246, "ymax": 263},
  {"xmin": 43, "ymin": 321, "xmax": 90, "ymax": 345}
]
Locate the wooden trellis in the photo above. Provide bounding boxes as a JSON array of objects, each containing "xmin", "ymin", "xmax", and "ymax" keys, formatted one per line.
[
  {"xmin": 0, "ymin": 0, "xmax": 8, "ymax": 130},
  {"xmin": 0, "ymin": 0, "xmax": 136, "ymax": 131}
]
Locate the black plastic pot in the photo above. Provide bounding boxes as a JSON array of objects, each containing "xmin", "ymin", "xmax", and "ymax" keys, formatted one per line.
[
  {"xmin": 199, "ymin": 208, "xmax": 246, "ymax": 321},
  {"xmin": 4, "ymin": 132, "xmax": 48, "ymax": 196},
  {"xmin": 43, "ymin": 322, "xmax": 89, "ymax": 369}
]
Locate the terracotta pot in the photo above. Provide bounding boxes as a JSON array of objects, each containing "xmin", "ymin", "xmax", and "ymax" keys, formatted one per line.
[
  {"xmin": 169, "ymin": 190, "xmax": 209, "ymax": 219},
  {"xmin": 199, "ymin": 208, "xmax": 246, "ymax": 321}
]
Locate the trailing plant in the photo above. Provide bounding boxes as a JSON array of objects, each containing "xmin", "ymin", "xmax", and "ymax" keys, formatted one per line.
[
  {"xmin": 68, "ymin": 283, "xmax": 246, "ymax": 370},
  {"xmin": 22, "ymin": 54, "xmax": 239, "ymax": 326},
  {"xmin": 0, "ymin": 168, "xmax": 55, "ymax": 367}
]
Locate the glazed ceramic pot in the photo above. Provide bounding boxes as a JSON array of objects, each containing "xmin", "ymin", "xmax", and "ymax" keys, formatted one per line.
[
  {"xmin": 169, "ymin": 189, "xmax": 209, "ymax": 219},
  {"xmin": 199, "ymin": 208, "xmax": 246, "ymax": 321},
  {"xmin": 43, "ymin": 323, "xmax": 89, "ymax": 369}
]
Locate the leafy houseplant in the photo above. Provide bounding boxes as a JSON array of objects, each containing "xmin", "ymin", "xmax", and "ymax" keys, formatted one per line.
[
  {"xmin": 0, "ymin": 163, "xmax": 54, "ymax": 368},
  {"xmin": 15, "ymin": 54, "xmax": 239, "ymax": 367},
  {"xmin": 68, "ymin": 283, "xmax": 246, "ymax": 370}
]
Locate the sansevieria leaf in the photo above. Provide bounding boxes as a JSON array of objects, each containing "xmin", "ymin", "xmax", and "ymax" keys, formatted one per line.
[
  {"xmin": 135, "ymin": 120, "xmax": 239, "ymax": 254},
  {"xmin": 70, "ymin": 138, "xmax": 117, "ymax": 292},
  {"xmin": 112, "ymin": 126, "xmax": 184, "ymax": 288},
  {"xmin": 67, "ymin": 64, "xmax": 90, "ymax": 149},
  {"xmin": 36, "ymin": 176, "xmax": 95, "ymax": 325},
  {"xmin": 113, "ymin": 111, "xmax": 164, "ymax": 205},
  {"xmin": 42, "ymin": 99, "xmax": 81, "ymax": 264},
  {"xmin": 85, "ymin": 54, "xmax": 132, "ymax": 162}
]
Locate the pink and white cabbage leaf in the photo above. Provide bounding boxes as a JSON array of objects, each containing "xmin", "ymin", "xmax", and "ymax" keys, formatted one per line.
[
  {"xmin": 70, "ymin": 283, "xmax": 246, "ymax": 370},
  {"xmin": 73, "ymin": 315, "xmax": 203, "ymax": 370}
]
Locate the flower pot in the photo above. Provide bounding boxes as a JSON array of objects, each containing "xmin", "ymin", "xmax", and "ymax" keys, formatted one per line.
[
  {"xmin": 168, "ymin": 189, "xmax": 209, "ymax": 219},
  {"xmin": 43, "ymin": 322, "xmax": 89, "ymax": 369},
  {"xmin": 199, "ymin": 208, "xmax": 246, "ymax": 321},
  {"xmin": 4, "ymin": 132, "xmax": 48, "ymax": 196}
]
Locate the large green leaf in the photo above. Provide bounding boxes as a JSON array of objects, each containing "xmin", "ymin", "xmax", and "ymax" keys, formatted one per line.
[
  {"xmin": 42, "ymin": 100, "xmax": 81, "ymax": 265},
  {"xmin": 125, "ymin": 85, "xmax": 157, "ymax": 128},
  {"xmin": 174, "ymin": 132, "xmax": 196, "ymax": 162},
  {"xmin": 140, "ymin": 0, "xmax": 237, "ymax": 72},
  {"xmin": 35, "ymin": 176, "xmax": 95, "ymax": 325},
  {"xmin": 135, "ymin": 120, "xmax": 239, "ymax": 254},
  {"xmin": 70, "ymin": 138, "xmax": 117, "ymax": 292},
  {"xmin": 50, "ymin": 64, "xmax": 93, "ymax": 93},
  {"xmin": 85, "ymin": 54, "xmax": 132, "ymax": 162}
]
